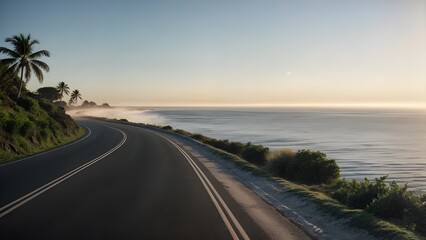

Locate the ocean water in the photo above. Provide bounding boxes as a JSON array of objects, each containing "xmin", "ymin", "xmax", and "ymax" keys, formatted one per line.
[{"xmin": 135, "ymin": 107, "xmax": 426, "ymax": 192}]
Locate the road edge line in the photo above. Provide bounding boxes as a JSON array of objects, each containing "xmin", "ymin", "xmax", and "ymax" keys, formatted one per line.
[
  {"xmin": 0, "ymin": 126, "xmax": 92, "ymax": 168},
  {"xmin": 0, "ymin": 126, "xmax": 126, "ymax": 218},
  {"xmin": 151, "ymin": 131, "xmax": 249, "ymax": 240}
]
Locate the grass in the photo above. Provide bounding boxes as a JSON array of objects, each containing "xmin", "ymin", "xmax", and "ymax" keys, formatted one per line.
[
  {"xmin": 0, "ymin": 90, "xmax": 85, "ymax": 163},
  {"xmin": 209, "ymin": 146, "xmax": 423, "ymax": 239}
]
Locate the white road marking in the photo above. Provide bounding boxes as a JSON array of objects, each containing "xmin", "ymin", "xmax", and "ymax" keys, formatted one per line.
[
  {"xmin": 0, "ymin": 126, "xmax": 92, "ymax": 167},
  {"xmin": 144, "ymin": 128, "xmax": 250, "ymax": 240},
  {"xmin": 0, "ymin": 126, "xmax": 127, "ymax": 218}
]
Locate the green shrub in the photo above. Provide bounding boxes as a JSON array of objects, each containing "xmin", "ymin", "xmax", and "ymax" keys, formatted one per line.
[
  {"xmin": 162, "ymin": 125, "xmax": 173, "ymax": 131},
  {"xmin": 174, "ymin": 129, "xmax": 192, "ymax": 137},
  {"xmin": 17, "ymin": 96, "xmax": 38, "ymax": 111},
  {"xmin": 0, "ymin": 109, "xmax": 8, "ymax": 129},
  {"xmin": 4, "ymin": 119, "xmax": 19, "ymax": 134},
  {"xmin": 333, "ymin": 178, "xmax": 426, "ymax": 231},
  {"xmin": 268, "ymin": 149, "xmax": 339, "ymax": 184},
  {"xmin": 241, "ymin": 142, "xmax": 269, "ymax": 165},
  {"xmin": 191, "ymin": 134, "xmax": 213, "ymax": 143},
  {"xmin": 413, "ymin": 203, "xmax": 426, "ymax": 233},
  {"xmin": 209, "ymin": 139, "xmax": 230, "ymax": 150},
  {"xmin": 227, "ymin": 141, "xmax": 245, "ymax": 155},
  {"xmin": 268, "ymin": 149, "xmax": 294, "ymax": 176},
  {"xmin": 4, "ymin": 114, "xmax": 26, "ymax": 135},
  {"xmin": 367, "ymin": 181, "xmax": 410, "ymax": 220},
  {"xmin": 40, "ymin": 129, "xmax": 49, "ymax": 140},
  {"xmin": 334, "ymin": 176, "xmax": 390, "ymax": 209},
  {"xmin": 37, "ymin": 120, "xmax": 48, "ymax": 129},
  {"xmin": 295, "ymin": 150, "xmax": 340, "ymax": 184},
  {"xmin": 38, "ymin": 98, "xmax": 53, "ymax": 112},
  {"xmin": 20, "ymin": 121, "xmax": 36, "ymax": 137}
]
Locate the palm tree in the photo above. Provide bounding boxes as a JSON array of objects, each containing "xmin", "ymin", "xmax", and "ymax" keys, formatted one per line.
[
  {"xmin": 0, "ymin": 34, "xmax": 50, "ymax": 98},
  {"xmin": 70, "ymin": 89, "xmax": 82, "ymax": 106},
  {"xmin": 56, "ymin": 81, "xmax": 70, "ymax": 100}
]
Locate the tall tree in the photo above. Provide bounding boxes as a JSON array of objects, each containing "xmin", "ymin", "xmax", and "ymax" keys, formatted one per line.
[
  {"xmin": 56, "ymin": 81, "xmax": 70, "ymax": 100},
  {"xmin": 0, "ymin": 34, "xmax": 50, "ymax": 98},
  {"xmin": 70, "ymin": 89, "xmax": 82, "ymax": 106},
  {"xmin": 37, "ymin": 87, "xmax": 61, "ymax": 102}
]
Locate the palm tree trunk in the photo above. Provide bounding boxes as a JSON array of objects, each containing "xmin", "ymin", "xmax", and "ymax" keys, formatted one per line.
[{"xmin": 17, "ymin": 67, "xmax": 24, "ymax": 99}]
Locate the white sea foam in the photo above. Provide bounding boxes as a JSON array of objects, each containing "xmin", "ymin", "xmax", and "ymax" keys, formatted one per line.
[{"xmin": 67, "ymin": 107, "xmax": 165, "ymax": 125}]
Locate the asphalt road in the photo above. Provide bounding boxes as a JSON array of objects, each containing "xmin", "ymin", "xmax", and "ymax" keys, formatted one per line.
[{"xmin": 0, "ymin": 119, "xmax": 271, "ymax": 239}]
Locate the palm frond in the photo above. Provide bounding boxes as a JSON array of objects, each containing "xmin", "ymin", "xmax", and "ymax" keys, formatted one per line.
[
  {"xmin": 6, "ymin": 62, "xmax": 20, "ymax": 75},
  {"xmin": 0, "ymin": 47, "xmax": 20, "ymax": 58},
  {"xmin": 29, "ymin": 50, "xmax": 50, "ymax": 58},
  {"xmin": 29, "ymin": 39, "xmax": 40, "ymax": 46},
  {"xmin": 7, "ymin": 35, "xmax": 26, "ymax": 53},
  {"xmin": 31, "ymin": 59, "xmax": 50, "ymax": 72},
  {"xmin": 0, "ymin": 58, "xmax": 18, "ymax": 66},
  {"xmin": 30, "ymin": 63, "xmax": 44, "ymax": 83}
]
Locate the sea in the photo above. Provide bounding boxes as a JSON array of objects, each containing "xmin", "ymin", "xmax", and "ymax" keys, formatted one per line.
[{"xmin": 83, "ymin": 107, "xmax": 426, "ymax": 192}]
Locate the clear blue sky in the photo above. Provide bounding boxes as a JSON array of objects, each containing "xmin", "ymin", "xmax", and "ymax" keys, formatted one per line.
[{"xmin": 1, "ymin": 0, "xmax": 425, "ymax": 107}]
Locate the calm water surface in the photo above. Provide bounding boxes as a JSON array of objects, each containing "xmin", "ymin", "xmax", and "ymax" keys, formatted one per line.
[{"xmin": 142, "ymin": 107, "xmax": 426, "ymax": 192}]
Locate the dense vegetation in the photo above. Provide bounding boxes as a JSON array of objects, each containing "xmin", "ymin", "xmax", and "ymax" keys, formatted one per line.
[
  {"xmin": 158, "ymin": 124, "xmax": 426, "ymax": 237},
  {"xmin": 332, "ymin": 176, "xmax": 426, "ymax": 234},
  {"xmin": 0, "ymin": 34, "xmax": 84, "ymax": 162},
  {"xmin": 0, "ymin": 90, "xmax": 84, "ymax": 161},
  {"xmin": 268, "ymin": 149, "xmax": 340, "ymax": 184}
]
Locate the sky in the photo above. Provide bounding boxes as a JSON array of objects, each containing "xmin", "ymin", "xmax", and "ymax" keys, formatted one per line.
[{"xmin": 1, "ymin": 0, "xmax": 425, "ymax": 107}]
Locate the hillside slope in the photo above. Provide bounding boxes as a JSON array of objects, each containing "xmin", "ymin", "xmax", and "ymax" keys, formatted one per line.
[{"xmin": 0, "ymin": 90, "xmax": 84, "ymax": 162}]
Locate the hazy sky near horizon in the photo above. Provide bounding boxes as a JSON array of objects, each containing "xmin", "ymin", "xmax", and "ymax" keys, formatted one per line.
[{"xmin": 1, "ymin": 0, "xmax": 425, "ymax": 107}]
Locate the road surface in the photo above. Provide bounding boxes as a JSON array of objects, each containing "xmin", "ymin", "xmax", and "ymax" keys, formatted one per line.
[{"xmin": 0, "ymin": 119, "xmax": 304, "ymax": 239}]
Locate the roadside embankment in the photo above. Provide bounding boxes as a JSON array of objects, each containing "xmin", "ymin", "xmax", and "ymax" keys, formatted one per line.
[{"xmin": 0, "ymin": 90, "xmax": 85, "ymax": 163}]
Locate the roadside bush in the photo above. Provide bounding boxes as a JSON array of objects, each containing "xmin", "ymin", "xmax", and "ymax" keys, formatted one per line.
[
  {"xmin": 209, "ymin": 139, "xmax": 230, "ymax": 150},
  {"xmin": 162, "ymin": 125, "xmax": 173, "ymax": 131},
  {"xmin": 191, "ymin": 134, "xmax": 213, "ymax": 143},
  {"xmin": 268, "ymin": 149, "xmax": 339, "ymax": 184},
  {"xmin": 333, "ymin": 176, "xmax": 390, "ymax": 209},
  {"xmin": 227, "ymin": 141, "xmax": 245, "ymax": 155},
  {"xmin": 241, "ymin": 142, "xmax": 269, "ymax": 165},
  {"xmin": 413, "ymin": 202, "xmax": 426, "ymax": 233},
  {"xmin": 367, "ymin": 181, "xmax": 410, "ymax": 220},
  {"xmin": 268, "ymin": 149, "xmax": 295, "ymax": 176},
  {"xmin": 174, "ymin": 129, "xmax": 192, "ymax": 137},
  {"xmin": 333, "ymin": 177, "xmax": 426, "ymax": 232}
]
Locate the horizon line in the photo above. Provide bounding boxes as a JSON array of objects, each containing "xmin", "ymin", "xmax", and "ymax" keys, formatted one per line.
[{"xmin": 111, "ymin": 102, "xmax": 426, "ymax": 109}]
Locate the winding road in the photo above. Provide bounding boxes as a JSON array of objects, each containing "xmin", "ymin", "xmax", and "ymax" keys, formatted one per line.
[{"xmin": 0, "ymin": 119, "xmax": 282, "ymax": 239}]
